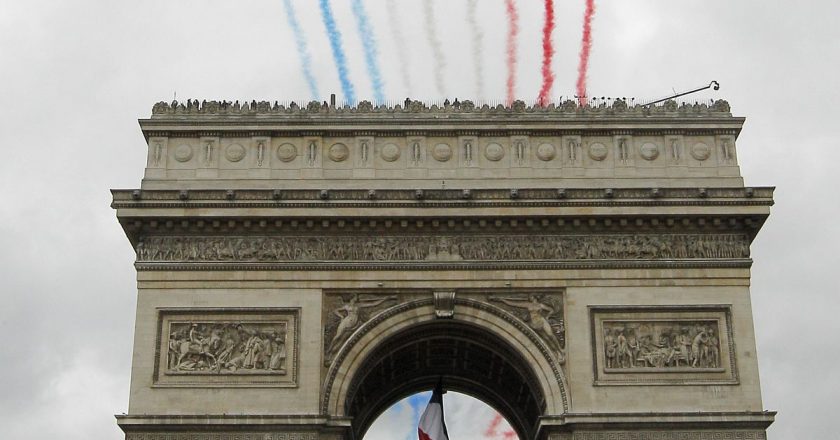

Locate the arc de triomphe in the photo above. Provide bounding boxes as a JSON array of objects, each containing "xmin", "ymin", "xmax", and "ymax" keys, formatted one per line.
[{"xmin": 113, "ymin": 99, "xmax": 775, "ymax": 440}]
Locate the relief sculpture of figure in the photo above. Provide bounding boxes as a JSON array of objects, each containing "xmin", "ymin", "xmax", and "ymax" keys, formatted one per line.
[
  {"xmin": 691, "ymin": 325, "xmax": 709, "ymax": 367},
  {"xmin": 172, "ymin": 323, "xmax": 217, "ymax": 371},
  {"xmin": 604, "ymin": 329, "xmax": 617, "ymax": 368},
  {"xmin": 490, "ymin": 295, "xmax": 565, "ymax": 359},
  {"xmin": 268, "ymin": 335, "xmax": 287, "ymax": 372},
  {"xmin": 325, "ymin": 295, "xmax": 397, "ymax": 364}
]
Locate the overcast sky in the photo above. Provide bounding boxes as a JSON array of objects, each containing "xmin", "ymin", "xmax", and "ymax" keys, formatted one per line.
[{"xmin": 0, "ymin": 1, "xmax": 837, "ymax": 439}]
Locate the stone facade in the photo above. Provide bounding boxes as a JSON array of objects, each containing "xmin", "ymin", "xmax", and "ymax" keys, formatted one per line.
[{"xmin": 114, "ymin": 99, "xmax": 774, "ymax": 439}]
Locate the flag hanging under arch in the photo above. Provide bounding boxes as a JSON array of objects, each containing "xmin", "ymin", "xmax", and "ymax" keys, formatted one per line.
[{"xmin": 418, "ymin": 383, "xmax": 449, "ymax": 440}]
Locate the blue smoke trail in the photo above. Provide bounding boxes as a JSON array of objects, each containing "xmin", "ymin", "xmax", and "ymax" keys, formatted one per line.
[
  {"xmin": 282, "ymin": 0, "xmax": 319, "ymax": 101},
  {"xmin": 350, "ymin": 0, "xmax": 385, "ymax": 104},
  {"xmin": 319, "ymin": 0, "xmax": 356, "ymax": 105}
]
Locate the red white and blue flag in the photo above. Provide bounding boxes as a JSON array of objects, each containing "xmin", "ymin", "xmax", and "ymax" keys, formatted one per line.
[{"xmin": 418, "ymin": 383, "xmax": 449, "ymax": 440}]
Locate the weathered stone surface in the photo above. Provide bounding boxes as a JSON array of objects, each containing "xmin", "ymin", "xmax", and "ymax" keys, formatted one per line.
[{"xmin": 114, "ymin": 100, "xmax": 773, "ymax": 440}]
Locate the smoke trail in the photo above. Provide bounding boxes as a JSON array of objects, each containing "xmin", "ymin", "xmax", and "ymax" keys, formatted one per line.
[
  {"xmin": 351, "ymin": 0, "xmax": 386, "ymax": 103},
  {"xmin": 467, "ymin": 0, "xmax": 485, "ymax": 99},
  {"xmin": 282, "ymin": 0, "xmax": 320, "ymax": 101},
  {"xmin": 422, "ymin": 0, "xmax": 447, "ymax": 96},
  {"xmin": 576, "ymin": 0, "xmax": 596, "ymax": 106},
  {"xmin": 318, "ymin": 0, "xmax": 356, "ymax": 105},
  {"xmin": 504, "ymin": 0, "xmax": 519, "ymax": 106},
  {"xmin": 385, "ymin": 0, "xmax": 412, "ymax": 95},
  {"xmin": 484, "ymin": 413, "xmax": 503, "ymax": 438},
  {"xmin": 484, "ymin": 413, "xmax": 518, "ymax": 439},
  {"xmin": 537, "ymin": 0, "xmax": 555, "ymax": 106}
]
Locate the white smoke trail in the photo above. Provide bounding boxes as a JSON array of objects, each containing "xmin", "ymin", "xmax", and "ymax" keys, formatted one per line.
[
  {"xmin": 422, "ymin": 0, "xmax": 447, "ymax": 97},
  {"xmin": 466, "ymin": 0, "xmax": 485, "ymax": 100},
  {"xmin": 386, "ymin": 0, "xmax": 412, "ymax": 96}
]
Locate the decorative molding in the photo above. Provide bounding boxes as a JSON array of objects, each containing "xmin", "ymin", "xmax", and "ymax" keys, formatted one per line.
[
  {"xmin": 433, "ymin": 291, "xmax": 456, "ymax": 318},
  {"xmin": 153, "ymin": 308, "xmax": 299, "ymax": 387},
  {"xmin": 134, "ymin": 259, "xmax": 753, "ymax": 272},
  {"xmin": 135, "ymin": 234, "xmax": 750, "ymax": 263},
  {"xmin": 112, "ymin": 187, "xmax": 774, "ymax": 205}
]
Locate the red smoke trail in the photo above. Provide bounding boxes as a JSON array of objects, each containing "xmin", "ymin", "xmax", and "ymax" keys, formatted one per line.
[
  {"xmin": 485, "ymin": 413, "xmax": 503, "ymax": 438},
  {"xmin": 484, "ymin": 413, "xmax": 518, "ymax": 439},
  {"xmin": 576, "ymin": 0, "xmax": 596, "ymax": 106},
  {"xmin": 505, "ymin": 0, "xmax": 518, "ymax": 106},
  {"xmin": 537, "ymin": 0, "xmax": 555, "ymax": 107}
]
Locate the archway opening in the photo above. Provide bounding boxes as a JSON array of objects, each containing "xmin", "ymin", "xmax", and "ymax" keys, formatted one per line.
[
  {"xmin": 345, "ymin": 321, "xmax": 545, "ymax": 440},
  {"xmin": 364, "ymin": 391, "xmax": 519, "ymax": 440}
]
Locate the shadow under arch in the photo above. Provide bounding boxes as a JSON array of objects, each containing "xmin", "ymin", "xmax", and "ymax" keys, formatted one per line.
[{"xmin": 322, "ymin": 298, "xmax": 568, "ymax": 440}]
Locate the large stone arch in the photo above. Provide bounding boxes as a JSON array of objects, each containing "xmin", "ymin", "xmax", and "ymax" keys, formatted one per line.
[{"xmin": 322, "ymin": 297, "xmax": 568, "ymax": 439}]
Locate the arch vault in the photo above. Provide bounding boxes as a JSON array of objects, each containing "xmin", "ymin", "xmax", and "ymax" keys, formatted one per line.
[{"xmin": 323, "ymin": 297, "xmax": 568, "ymax": 439}]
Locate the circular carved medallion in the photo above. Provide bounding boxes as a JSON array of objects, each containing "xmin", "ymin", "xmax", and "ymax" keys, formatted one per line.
[
  {"xmin": 536, "ymin": 143, "xmax": 556, "ymax": 161},
  {"xmin": 328, "ymin": 143, "xmax": 349, "ymax": 162},
  {"xmin": 224, "ymin": 143, "xmax": 246, "ymax": 162},
  {"xmin": 432, "ymin": 143, "xmax": 452, "ymax": 162},
  {"xmin": 691, "ymin": 142, "xmax": 711, "ymax": 161},
  {"xmin": 173, "ymin": 144, "xmax": 193, "ymax": 162},
  {"xmin": 381, "ymin": 143, "xmax": 401, "ymax": 162},
  {"xmin": 639, "ymin": 142, "xmax": 659, "ymax": 161},
  {"xmin": 589, "ymin": 143, "xmax": 608, "ymax": 161},
  {"xmin": 277, "ymin": 143, "xmax": 297, "ymax": 162},
  {"xmin": 484, "ymin": 143, "xmax": 505, "ymax": 161}
]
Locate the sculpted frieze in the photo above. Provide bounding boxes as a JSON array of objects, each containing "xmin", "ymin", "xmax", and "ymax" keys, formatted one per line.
[
  {"xmin": 137, "ymin": 234, "xmax": 749, "ymax": 263},
  {"xmin": 590, "ymin": 307, "xmax": 737, "ymax": 385},
  {"xmin": 155, "ymin": 309, "xmax": 299, "ymax": 387},
  {"xmin": 166, "ymin": 321, "xmax": 288, "ymax": 375},
  {"xmin": 602, "ymin": 320, "xmax": 722, "ymax": 371}
]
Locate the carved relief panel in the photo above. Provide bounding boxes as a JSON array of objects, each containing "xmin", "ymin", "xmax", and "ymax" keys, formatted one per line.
[
  {"xmin": 488, "ymin": 292, "xmax": 565, "ymax": 359},
  {"xmin": 322, "ymin": 293, "xmax": 401, "ymax": 365},
  {"xmin": 136, "ymin": 233, "xmax": 750, "ymax": 264},
  {"xmin": 320, "ymin": 290, "xmax": 566, "ymax": 367},
  {"xmin": 590, "ymin": 306, "xmax": 737, "ymax": 385},
  {"xmin": 154, "ymin": 308, "xmax": 299, "ymax": 387}
]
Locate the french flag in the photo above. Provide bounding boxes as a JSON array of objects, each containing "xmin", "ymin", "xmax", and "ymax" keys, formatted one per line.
[{"xmin": 418, "ymin": 382, "xmax": 449, "ymax": 440}]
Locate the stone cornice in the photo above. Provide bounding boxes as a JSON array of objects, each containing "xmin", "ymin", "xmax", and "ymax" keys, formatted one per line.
[
  {"xmin": 112, "ymin": 187, "xmax": 774, "ymax": 208},
  {"xmin": 538, "ymin": 411, "xmax": 776, "ymax": 430},
  {"xmin": 116, "ymin": 413, "xmax": 334, "ymax": 428},
  {"xmin": 113, "ymin": 188, "xmax": 772, "ymax": 247},
  {"xmin": 140, "ymin": 120, "xmax": 745, "ymax": 139}
]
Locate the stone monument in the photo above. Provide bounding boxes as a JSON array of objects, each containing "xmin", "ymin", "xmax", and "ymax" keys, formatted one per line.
[{"xmin": 113, "ymin": 98, "xmax": 775, "ymax": 439}]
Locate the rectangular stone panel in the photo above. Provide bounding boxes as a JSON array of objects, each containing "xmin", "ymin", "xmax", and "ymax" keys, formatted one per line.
[
  {"xmin": 153, "ymin": 308, "xmax": 299, "ymax": 387},
  {"xmin": 590, "ymin": 306, "xmax": 737, "ymax": 385}
]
